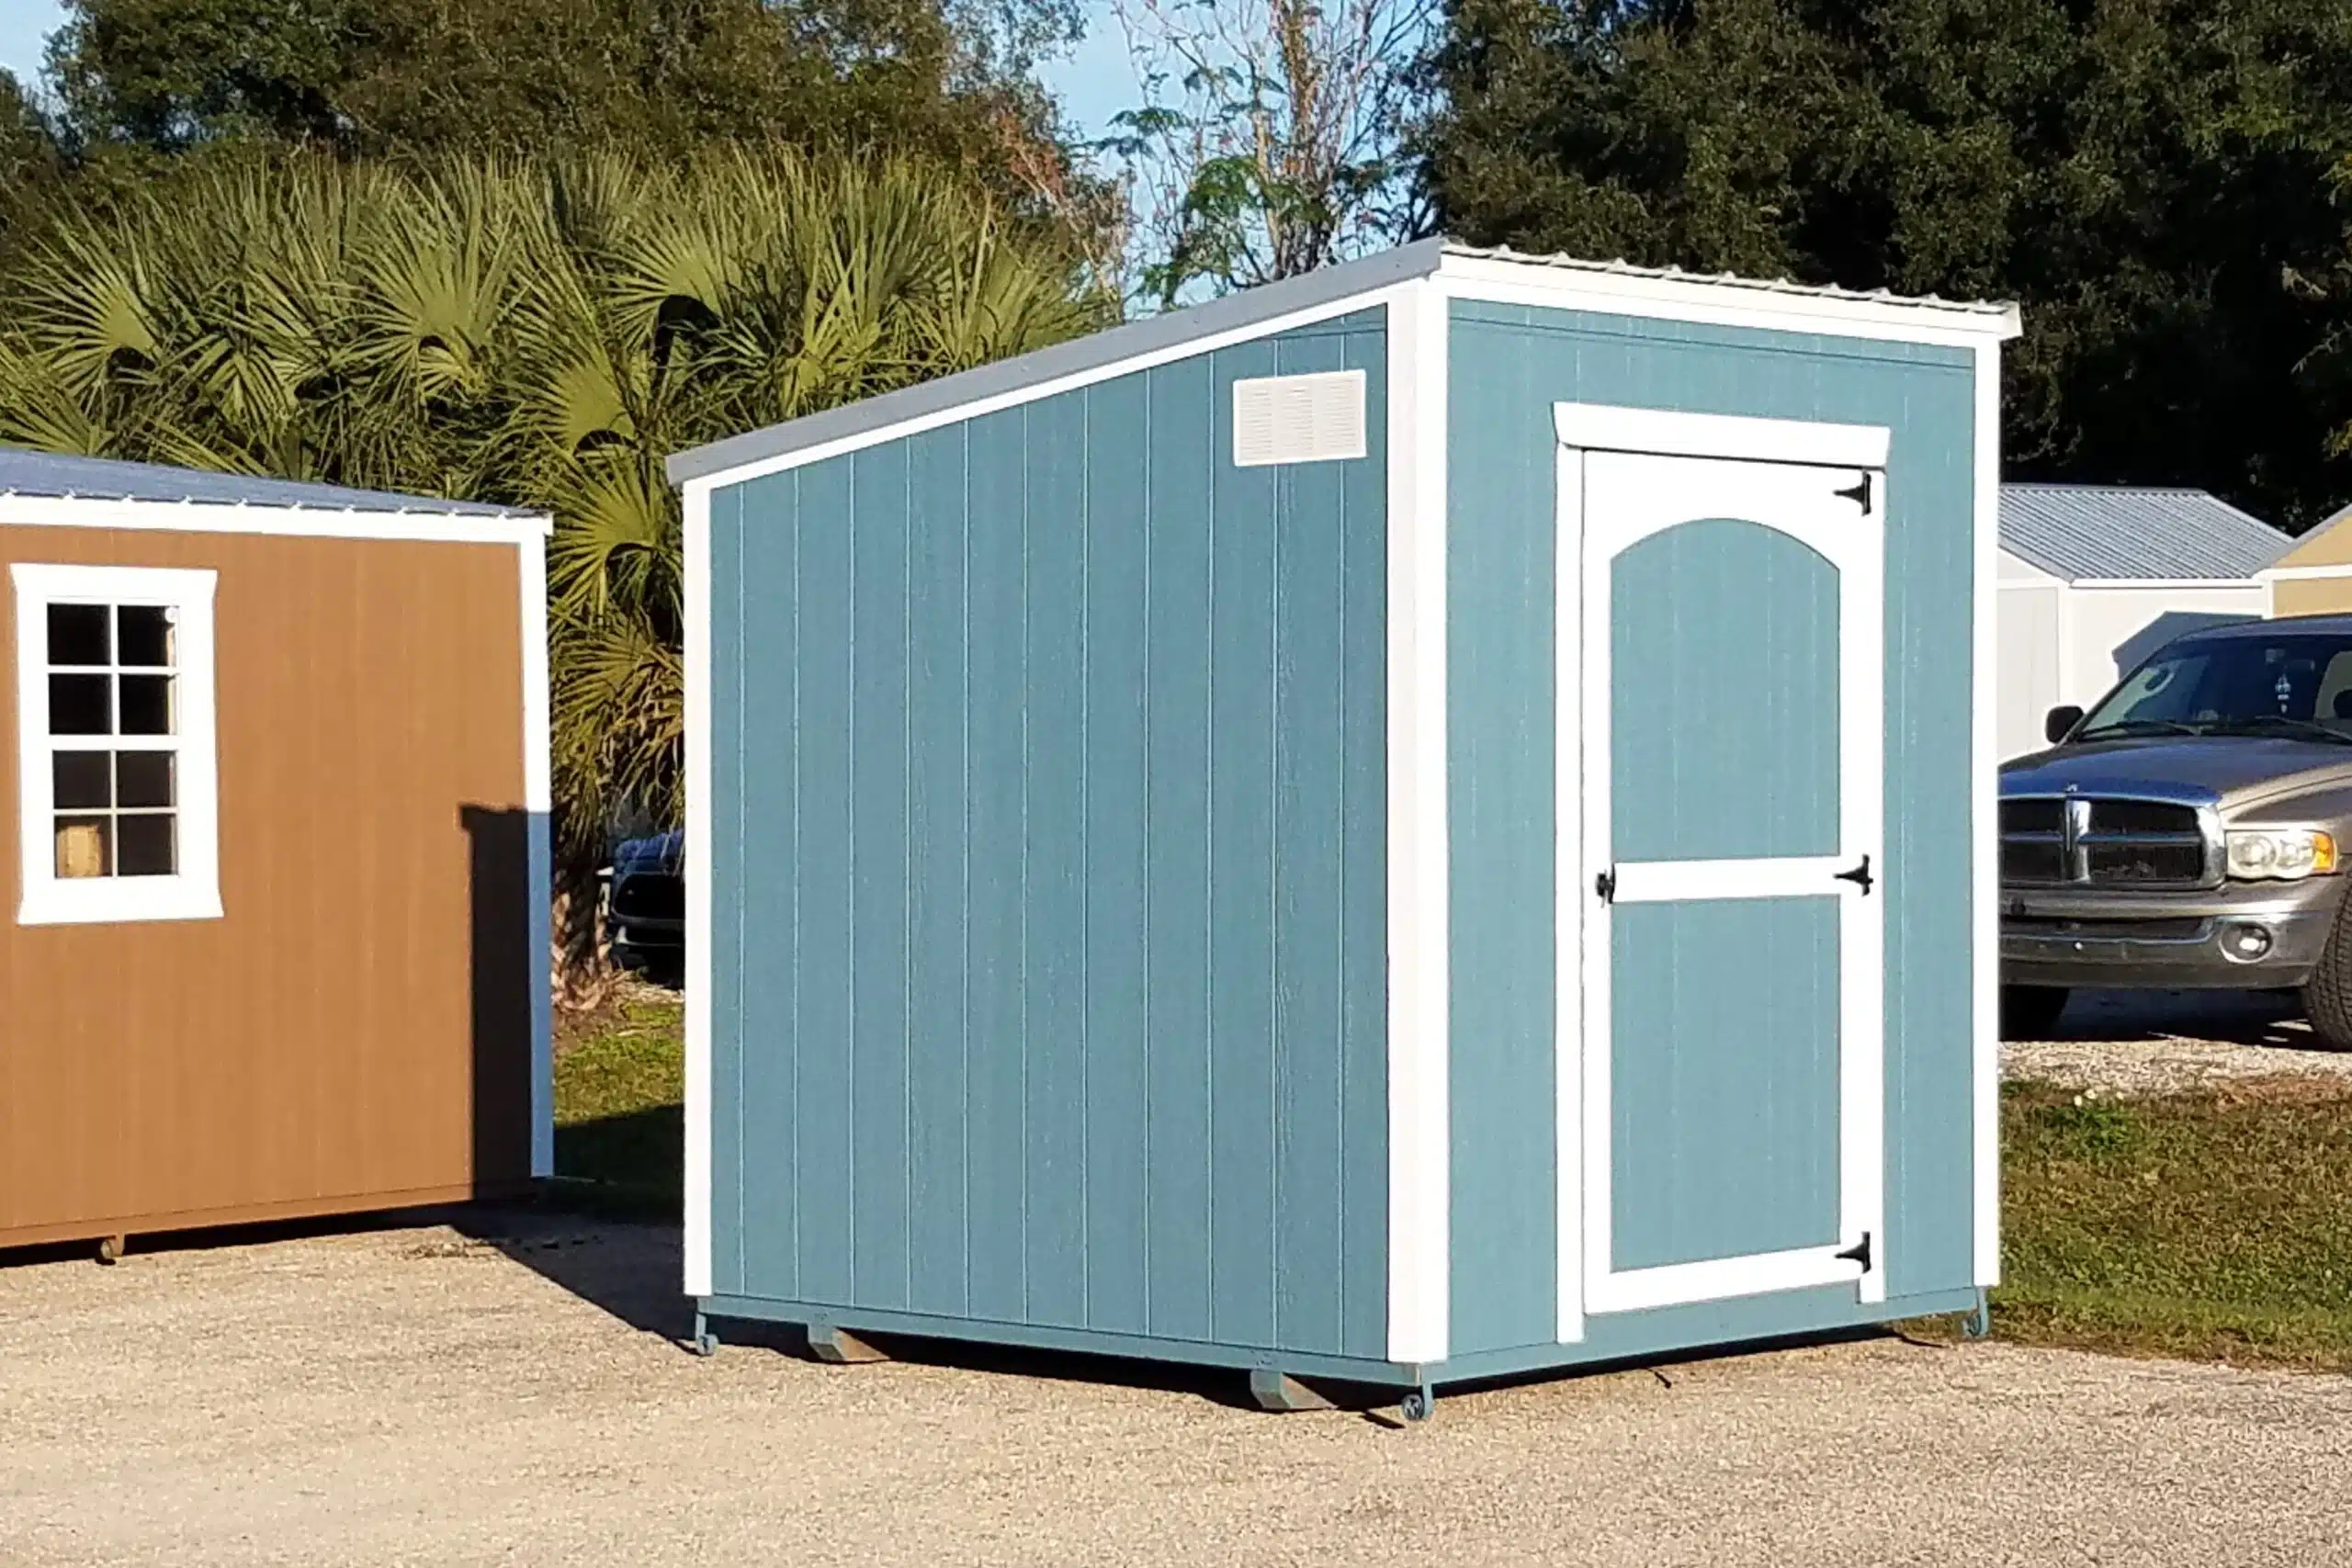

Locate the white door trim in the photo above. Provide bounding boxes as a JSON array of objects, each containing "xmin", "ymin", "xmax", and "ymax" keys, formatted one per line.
[
  {"xmin": 1553, "ymin": 402, "xmax": 1891, "ymax": 471},
  {"xmin": 1557, "ymin": 429, "xmax": 1887, "ymax": 1336}
]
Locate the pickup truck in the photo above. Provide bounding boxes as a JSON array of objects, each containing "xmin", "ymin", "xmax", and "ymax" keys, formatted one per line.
[{"xmin": 2000, "ymin": 615, "xmax": 2352, "ymax": 1047}]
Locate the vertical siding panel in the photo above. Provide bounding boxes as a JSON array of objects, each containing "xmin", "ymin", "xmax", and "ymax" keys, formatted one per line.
[
  {"xmin": 1446, "ymin": 319, "xmax": 1557, "ymax": 1354},
  {"xmin": 1207, "ymin": 337, "xmax": 1280, "ymax": 1348},
  {"xmin": 1082, "ymin": 376, "xmax": 1152, "ymax": 1335},
  {"xmin": 1268, "ymin": 333, "xmax": 1347, "ymax": 1355},
  {"xmin": 1023, "ymin": 394, "xmax": 1090, "ymax": 1326},
  {"xmin": 850, "ymin": 444, "xmax": 911, "ymax": 1307},
  {"xmin": 734, "ymin": 471, "xmax": 800, "ymax": 1303},
  {"xmin": 1142, "ymin": 355, "xmax": 1216, "ymax": 1342},
  {"xmin": 792, "ymin": 457, "xmax": 856, "ymax": 1304},
  {"xmin": 907, "ymin": 425, "xmax": 972, "ymax": 1316},
  {"xmin": 964, "ymin": 409, "xmax": 1030, "ymax": 1322},
  {"xmin": 1339, "ymin": 329, "xmax": 1390, "ymax": 1359},
  {"xmin": 708, "ymin": 481, "xmax": 747, "ymax": 1294}
]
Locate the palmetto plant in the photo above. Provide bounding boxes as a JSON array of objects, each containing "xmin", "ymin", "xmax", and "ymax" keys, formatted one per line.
[{"xmin": 0, "ymin": 148, "xmax": 1108, "ymax": 966}]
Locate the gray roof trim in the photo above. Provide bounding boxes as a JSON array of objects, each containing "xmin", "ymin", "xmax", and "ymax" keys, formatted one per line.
[
  {"xmin": 0, "ymin": 448, "xmax": 537, "ymax": 519},
  {"xmin": 666, "ymin": 239, "xmax": 1447, "ymax": 487},
  {"xmin": 1997, "ymin": 483, "xmax": 2289, "ymax": 582},
  {"xmin": 668, "ymin": 234, "xmax": 2026, "ymax": 489},
  {"xmin": 1442, "ymin": 243, "xmax": 2020, "ymax": 321}
]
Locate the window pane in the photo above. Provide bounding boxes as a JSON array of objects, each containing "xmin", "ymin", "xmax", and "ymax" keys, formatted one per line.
[
  {"xmin": 54, "ymin": 816, "xmax": 111, "ymax": 878},
  {"xmin": 116, "ymin": 812, "xmax": 176, "ymax": 876},
  {"xmin": 46, "ymin": 603, "xmax": 109, "ymax": 666},
  {"xmin": 116, "ymin": 750, "xmax": 175, "ymax": 807},
  {"xmin": 52, "ymin": 750, "xmax": 112, "ymax": 808},
  {"xmin": 117, "ymin": 605, "xmax": 175, "ymax": 668},
  {"xmin": 49, "ymin": 673, "xmax": 112, "ymax": 734},
  {"xmin": 119, "ymin": 674, "xmax": 174, "ymax": 735}
]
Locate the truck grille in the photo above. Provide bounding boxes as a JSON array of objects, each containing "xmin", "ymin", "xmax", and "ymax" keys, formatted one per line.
[{"xmin": 1999, "ymin": 796, "xmax": 2211, "ymax": 888}]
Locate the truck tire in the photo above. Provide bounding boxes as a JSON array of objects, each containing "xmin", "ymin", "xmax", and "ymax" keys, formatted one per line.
[
  {"xmin": 2299, "ymin": 901, "xmax": 2352, "ymax": 1052},
  {"xmin": 1998, "ymin": 985, "xmax": 2070, "ymax": 1040}
]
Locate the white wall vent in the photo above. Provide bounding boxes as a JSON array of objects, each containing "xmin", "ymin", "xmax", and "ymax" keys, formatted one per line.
[{"xmin": 1231, "ymin": 369, "xmax": 1367, "ymax": 468}]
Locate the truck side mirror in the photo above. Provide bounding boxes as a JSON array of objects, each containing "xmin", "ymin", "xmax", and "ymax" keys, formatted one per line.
[{"xmin": 2045, "ymin": 705, "xmax": 2085, "ymax": 744}]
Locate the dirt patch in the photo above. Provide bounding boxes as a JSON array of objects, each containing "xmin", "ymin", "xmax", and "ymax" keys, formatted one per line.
[{"xmin": 6, "ymin": 1218, "xmax": 2352, "ymax": 1567}]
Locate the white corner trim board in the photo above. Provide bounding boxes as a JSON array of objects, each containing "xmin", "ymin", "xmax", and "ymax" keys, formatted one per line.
[
  {"xmin": 1554, "ymin": 403, "xmax": 1892, "ymax": 470},
  {"xmin": 681, "ymin": 478, "xmax": 717, "ymax": 1301},
  {"xmin": 1971, "ymin": 343, "xmax": 2003, "ymax": 1288},
  {"xmin": 517, "ymin": 529, "xmax": 556, "ymax": 1179},
  {"xmin": 0, "ymin": 493, "xmax": 550, "ymax": 544},
  {"xmin": 12, "ymin": 562, "xmax": 223, "ymax": 926},
  {"xmin": 1385, "ymin": 278, "xmax": 1451, "ymax": 1365}
]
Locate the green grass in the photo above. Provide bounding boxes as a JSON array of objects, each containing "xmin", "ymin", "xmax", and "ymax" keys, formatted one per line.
[
  {"xmin": 548, "ymin": 999, "xmax": 2352, "ymax": 1371},
  {"xmin": 551, "ymin": 989, "xmax": 683, "ymax": 1215},
  {"xmin": 1989, "ymin": 1078, "xmax": 2352, "ymax": 1371}
]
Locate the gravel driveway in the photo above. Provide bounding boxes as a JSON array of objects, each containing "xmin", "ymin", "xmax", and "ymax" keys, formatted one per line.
[
  {"xmin": 2006, "ymin": 987, "xmax": 2352, "ymax": 1096},
  {"xmin": 6, "ymin": 1215, "xmax": 2352, "ymax": 1567}
]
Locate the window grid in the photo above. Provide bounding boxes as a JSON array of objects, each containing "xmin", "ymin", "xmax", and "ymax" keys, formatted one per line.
[{"xmin": 42, "ymin": 601, "xmax": 181, "ymax": 880}]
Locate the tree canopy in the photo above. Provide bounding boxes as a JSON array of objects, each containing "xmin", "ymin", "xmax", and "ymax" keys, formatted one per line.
[
  {"xmin": 1423, "ymin": 0, "xmax": 2352, "ymax": 527},
  {"xmin": 31, "ymin": 0, "xmax": 1084, "ymax": 205},
  {"xmin": 0, "ymin": 149, "xmax": 1108, "ymax": 957}
]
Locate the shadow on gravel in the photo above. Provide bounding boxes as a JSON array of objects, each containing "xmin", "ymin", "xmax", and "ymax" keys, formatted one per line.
[
  {"xmin": 2046, "ymin": 988, "xmax": 2316, "ymax": 1049},
  {"xmin": 451, "ymin": 1204, "xmax": 695, "ymax": 1340}
]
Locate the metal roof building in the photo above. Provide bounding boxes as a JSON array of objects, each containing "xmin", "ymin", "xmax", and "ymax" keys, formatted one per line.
[
  {"xmin": 1998, "ymin": 482, "xmax": 2287, "ymax": 582},
  {"xmin": 1995, "ymin": 483, "xmax": 2284, "ymax": 758}
]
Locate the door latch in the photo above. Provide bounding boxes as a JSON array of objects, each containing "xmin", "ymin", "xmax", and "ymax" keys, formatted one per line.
[
  {"xmin": 1835, "ymin": 472, "xmax": 1873, "ymax": 513},
  {"xmin": 1595, "ymin": 868, "xmax": 1617, "ymax": 905},
  {"xmin": 1837, "ymin": 1232, "xmax": 1873, "ymax": 1272},
  {"xmin": 1833, "ymin": 853, "xmax": 1874, "ymax": 895}
]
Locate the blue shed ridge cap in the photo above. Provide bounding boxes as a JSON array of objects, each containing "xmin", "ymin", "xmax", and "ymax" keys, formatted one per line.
[
  {"xmin": 0, "ymin": 447, "xmax": 540, "ymax": 520},
  {"xmin": 667, "ymin": 236, "xmax": 2021, "ymax": 489},
  {"xmin": 1997, "ymin": 481, "xmax": 2288, "ymax": 581}
]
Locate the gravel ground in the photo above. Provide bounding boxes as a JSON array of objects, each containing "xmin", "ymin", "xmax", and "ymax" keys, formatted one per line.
[
  {"xmin": 2004, "ymin": 988, "xmax": 2352, "ymax": 1097},
  {"xmin": 6, "ymin": 1215, "xmax": 2352, "ymax": 1567}
]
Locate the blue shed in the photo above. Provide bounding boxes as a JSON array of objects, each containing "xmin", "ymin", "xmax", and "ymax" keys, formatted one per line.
[{"xmin": 665, "ymin": 240, "xmax": 2020, "ymax": 1416}]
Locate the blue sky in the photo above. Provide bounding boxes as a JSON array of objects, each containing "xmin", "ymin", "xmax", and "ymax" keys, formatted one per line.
[
  {"xmin": 0, "ymin": 0, "xmax": 62, "ymax": 82},
  {"xmin": 0, "ymin": 0, "xmax": 1140, "ymax": 141}
]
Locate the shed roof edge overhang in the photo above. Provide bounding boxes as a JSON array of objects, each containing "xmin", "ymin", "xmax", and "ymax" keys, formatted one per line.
[
  {"xmin": 0, "ymin": 491, "xmax": 553, "ymax": 542},
  {"xmin": 666, "ymin": 239, "xmax": 2021, "ymax": 491}
]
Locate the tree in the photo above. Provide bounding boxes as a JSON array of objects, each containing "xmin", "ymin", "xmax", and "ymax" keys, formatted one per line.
[
  {"xmin": 1423, "ymin": 0, "xmax": 2352, "ymax": 529},
  {"xmin": 42, "ymin": 0, "xmax": 1091, "ymax": 212},
  {"xmin": 1101, "ymin": 0, "xmax": 1436, "ymax": 305},
  {"xmin": 0, "ymin": 149, "xmax": 1110, "ymax": 973}
]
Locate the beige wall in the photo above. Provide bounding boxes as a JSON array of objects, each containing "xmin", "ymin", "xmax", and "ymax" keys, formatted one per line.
[
  {"xmin": 2271, "ymin": 577, "xmax": 2352, "ymax": 618},
  {"xmin": 1, "ymin": 525, "xmax": 532, "ymax": 1248}
]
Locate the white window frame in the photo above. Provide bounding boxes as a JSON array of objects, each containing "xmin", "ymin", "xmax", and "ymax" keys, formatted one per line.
[{"xmin": 12, "ymin": 562, "xmax": 222, "ymax": 925}]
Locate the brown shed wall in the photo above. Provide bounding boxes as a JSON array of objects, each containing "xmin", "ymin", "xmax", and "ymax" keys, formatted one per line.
[{"xmin": 1, "ymin": 525, "xmax": 533, "ymax": 1249}]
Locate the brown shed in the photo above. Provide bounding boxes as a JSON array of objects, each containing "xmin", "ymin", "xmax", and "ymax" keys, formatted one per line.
[{"xmin": 1, "ymin": 452, "xmax": 549, "ymax": 1254}]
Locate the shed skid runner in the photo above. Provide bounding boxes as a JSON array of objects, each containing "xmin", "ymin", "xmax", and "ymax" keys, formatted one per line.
[{"xmin": 673, "ymin": 240, "xmax": 2017, "ymax": 1401}]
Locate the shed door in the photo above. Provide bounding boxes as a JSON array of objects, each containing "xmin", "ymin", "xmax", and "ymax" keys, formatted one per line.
[{"xmin": 1577, "ymin": 449, "xmax": 1885, "ymax": 1314}]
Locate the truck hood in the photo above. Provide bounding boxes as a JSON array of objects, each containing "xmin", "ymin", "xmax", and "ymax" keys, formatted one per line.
[{"xmin": 2002, "ymin": 737, "xmax": 2352, "ymax": 810}]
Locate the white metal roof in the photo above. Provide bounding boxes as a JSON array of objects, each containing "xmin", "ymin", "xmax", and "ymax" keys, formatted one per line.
[
  {"xmin": 1998, "ymin": 483, "xmax": 2287, "ymax": 582},
  {"xmin": 667, "ymin": 238, "xmax": 2021, "ymax": 489},
  {"xmin": 0, "ymin": 447, "xmax": 536, "ymax": 519}
]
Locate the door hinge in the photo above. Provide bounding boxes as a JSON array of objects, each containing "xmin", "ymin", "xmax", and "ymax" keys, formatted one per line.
[
  {"xmin": 1837, "ymin": 1232, "xmax": 1873, "ymax": 1272},
  {"xmin": 1833, "ymin": 853, "xmax": 1874, "ymax": 895},
  {"xmin": 1595, "ymin": 868, "xmax": 1617, "ymax": 905},
  {"xmin": 1835, "ymin": 472, "xmax": 1873, "ymax": 513}
]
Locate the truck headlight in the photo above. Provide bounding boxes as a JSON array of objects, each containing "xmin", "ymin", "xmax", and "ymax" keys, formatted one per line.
[{"xmin": 2225, "ymin": 829, "xmax": 2338, "ymax": 880}]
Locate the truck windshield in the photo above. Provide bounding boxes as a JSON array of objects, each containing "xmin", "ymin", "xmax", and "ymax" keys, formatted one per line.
[{"xmin": 2076, "ymin": 633, "xmax": 2352, "ymax": 741}]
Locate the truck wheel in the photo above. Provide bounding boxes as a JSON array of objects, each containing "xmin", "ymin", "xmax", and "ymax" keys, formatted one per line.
[
  {"xmin": 1999, "ymin": 985, "xmax": 2070, "ymax": 1040},
  {"xmin": 2299, "ymin": 903, "xmax": 2352, "ymax": 1052}
]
